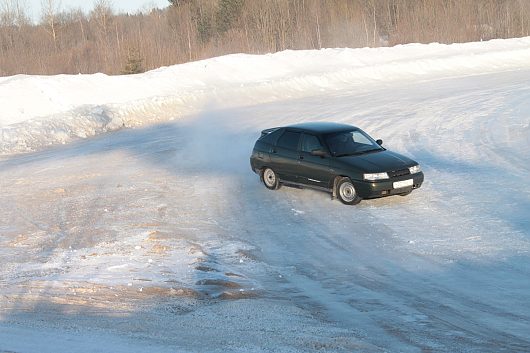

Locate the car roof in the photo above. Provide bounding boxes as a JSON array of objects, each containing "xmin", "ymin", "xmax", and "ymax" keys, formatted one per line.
[{"xmin": 284, "ymin": 122, "xmax": 357, "ymax": 134}]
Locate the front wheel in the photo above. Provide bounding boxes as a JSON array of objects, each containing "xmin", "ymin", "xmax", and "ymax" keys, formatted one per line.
[
  {"xmin": 261, "ymin": 167, "xmax": 281, "ymax": 190},
  {"xmin": 336, "ymin": 177, "xmax": 362, "ymax": 205}
]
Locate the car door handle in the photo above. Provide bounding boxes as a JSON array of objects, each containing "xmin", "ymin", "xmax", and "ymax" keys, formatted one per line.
[
  {"xmin": 299, "ymin": 156, "xmax": 304, "ymax": 160},
  {"xmin": 271, "ymin": 149, "xmax": 277, "ymax": 153}
]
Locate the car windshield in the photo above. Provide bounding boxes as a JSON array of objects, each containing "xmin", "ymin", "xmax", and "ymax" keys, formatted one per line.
[{"xmin": 324, "ymin": 129, "xmax": 383, "ymax": 156}]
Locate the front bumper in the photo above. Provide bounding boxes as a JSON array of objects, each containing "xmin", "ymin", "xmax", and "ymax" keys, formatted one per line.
[{"xmin": 354, "ymin": 172, "xmax": 424, "ymax": 199}]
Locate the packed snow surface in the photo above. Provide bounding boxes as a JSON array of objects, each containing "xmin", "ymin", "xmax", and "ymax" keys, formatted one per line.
[{"xmin": 1, "ymin": 38, "xmax": 530, "ymax": 352}]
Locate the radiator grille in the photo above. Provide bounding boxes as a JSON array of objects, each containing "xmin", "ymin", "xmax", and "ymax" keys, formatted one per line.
[{"xmin": 388, "ymin": 168, "xmax": 410, "ymax": 178}]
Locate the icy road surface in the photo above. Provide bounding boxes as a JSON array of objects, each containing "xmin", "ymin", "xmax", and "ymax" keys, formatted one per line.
[{"xmin": 1, "ymin": 69, "xmax": 530, "ymax": 352}]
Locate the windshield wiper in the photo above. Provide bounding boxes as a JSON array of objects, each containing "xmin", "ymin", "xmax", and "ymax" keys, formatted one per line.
[
  {"xmin": 356, "ymin": 148, "xmax": 382, "ymax": 155},
  {"xmin": 335, "ymin": 149, "xmax": 381, "ymax": 157}
]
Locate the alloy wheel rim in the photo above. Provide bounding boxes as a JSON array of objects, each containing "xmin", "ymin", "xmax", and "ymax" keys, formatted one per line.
[{"xmin": 339, "ymin": 182, "xmax": 356, "ymax": 202}]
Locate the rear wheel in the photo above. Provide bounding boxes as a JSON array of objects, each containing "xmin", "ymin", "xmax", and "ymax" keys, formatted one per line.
[
  {"xmin": 337, "ymin": 177, "xmax": 361, "ymax": 205},
  {"xmin": 262, "ymin": 168, "xmax": 281, "ymax": 190}
]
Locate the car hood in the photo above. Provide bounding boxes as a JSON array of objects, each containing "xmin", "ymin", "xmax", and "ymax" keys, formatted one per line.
[{"xmin": 335, "ymin": 150, "xmax": 416, "ymax": 172}]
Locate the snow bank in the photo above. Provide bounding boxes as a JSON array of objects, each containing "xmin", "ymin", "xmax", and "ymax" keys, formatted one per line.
[{"xmin": 2, "ymin": 37, "xmax": 530, "ymax": 154}]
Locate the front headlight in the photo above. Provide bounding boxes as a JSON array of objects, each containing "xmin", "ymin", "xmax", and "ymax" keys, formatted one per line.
[
  {"xmin": 409, "ymin": 165, "xmax": 421, "ymax": 174},
  {"xmin": 363, "ymin": 172, "xmax": 389, "ymax": 181}
]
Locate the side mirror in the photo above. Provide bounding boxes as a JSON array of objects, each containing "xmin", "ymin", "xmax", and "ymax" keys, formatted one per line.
[
  {"xmin": 311, "ymin": 149, "xmax": 328, "ymax": 157},
  {"xmin": 376, "ymin": 139, "xmax": 383, "ymax": 146}
]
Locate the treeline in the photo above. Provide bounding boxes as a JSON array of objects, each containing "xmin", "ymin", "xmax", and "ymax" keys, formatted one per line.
[{"xmin": 1, "ymin": 0, "xmax": 530, "ymax": 76}]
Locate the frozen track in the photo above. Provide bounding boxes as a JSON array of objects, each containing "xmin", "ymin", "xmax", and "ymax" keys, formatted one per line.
[{"xmin": 1, "ymin": 70, "xmax": 530, "ymax": 352}]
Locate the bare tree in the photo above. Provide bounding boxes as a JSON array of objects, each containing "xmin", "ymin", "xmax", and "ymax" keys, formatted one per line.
[
  {"xmin": 90, "ymin": 0, "xmax": 113, "ymax": 37},
  {"xmin": 1, "ymin": 0, "xmax": 29, "ymax": 26},
  {"xmin": 41, "ymin": 0, "xmax": 61, "ymax": 50},
  {"xmin": 89, "ymin": 0, "xmax": 114, "ymax": 70}
]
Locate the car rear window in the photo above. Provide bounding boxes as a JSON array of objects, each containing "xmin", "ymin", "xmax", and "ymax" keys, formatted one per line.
[{"xmin": 276, "ymin": 131, "xmax": 301, "ymax": 150}]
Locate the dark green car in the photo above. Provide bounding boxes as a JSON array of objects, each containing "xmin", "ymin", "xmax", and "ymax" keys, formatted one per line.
[{"xmin": 250, "ymin": 122, "xmax": 424, "ymax": 205}]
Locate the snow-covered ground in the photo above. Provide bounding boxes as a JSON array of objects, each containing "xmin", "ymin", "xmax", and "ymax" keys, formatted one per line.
[
  {"xmin": 2, "ymin": 37, "xmax": 530, "ymax": 155},
  {"xmin": 1, "ymin": 38, "xmax": 530, "ymax": 352}
]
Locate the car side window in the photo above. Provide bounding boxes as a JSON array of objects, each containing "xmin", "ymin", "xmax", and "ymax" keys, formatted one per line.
[
  {"xmin": 301, "ymin": 134, "xmax": 323, "ymax": 152},
  {"xmin": 276, "ymin": 131, "xmax": 301, "ymax": 150}
]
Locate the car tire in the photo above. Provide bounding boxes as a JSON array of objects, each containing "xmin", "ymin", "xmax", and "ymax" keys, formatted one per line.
[
  {"xmin": 261, "ymin": 168, "xmax": 281, "ymax": 190},
  {"xmin": 336, "ymin": 177, "xmax": 362, "ymax": 205}
]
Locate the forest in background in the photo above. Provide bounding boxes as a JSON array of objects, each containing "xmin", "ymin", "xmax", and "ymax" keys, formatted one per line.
[{"xmin": 1, "ymin": 0, "xmax": 530, "ymax": 76}]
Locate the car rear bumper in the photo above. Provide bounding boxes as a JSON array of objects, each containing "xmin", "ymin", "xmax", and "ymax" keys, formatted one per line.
[{"xmin": 354, "ymin": 172, "xmax": 424, "ymax": 199}]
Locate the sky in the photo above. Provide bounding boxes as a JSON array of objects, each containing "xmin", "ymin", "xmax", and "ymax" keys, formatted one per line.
[{"xmin": 26, "ymin": 0, "xmax": 170, "ymax": 21}]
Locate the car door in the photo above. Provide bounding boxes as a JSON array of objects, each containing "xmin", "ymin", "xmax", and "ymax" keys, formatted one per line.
[
  {"xmin": 270, "ymin": 130, "xmax": 301, "ymax": 182},
  {"xmin": 297, "ymin": 133, "xmax": 332, "ymax": 188}
]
